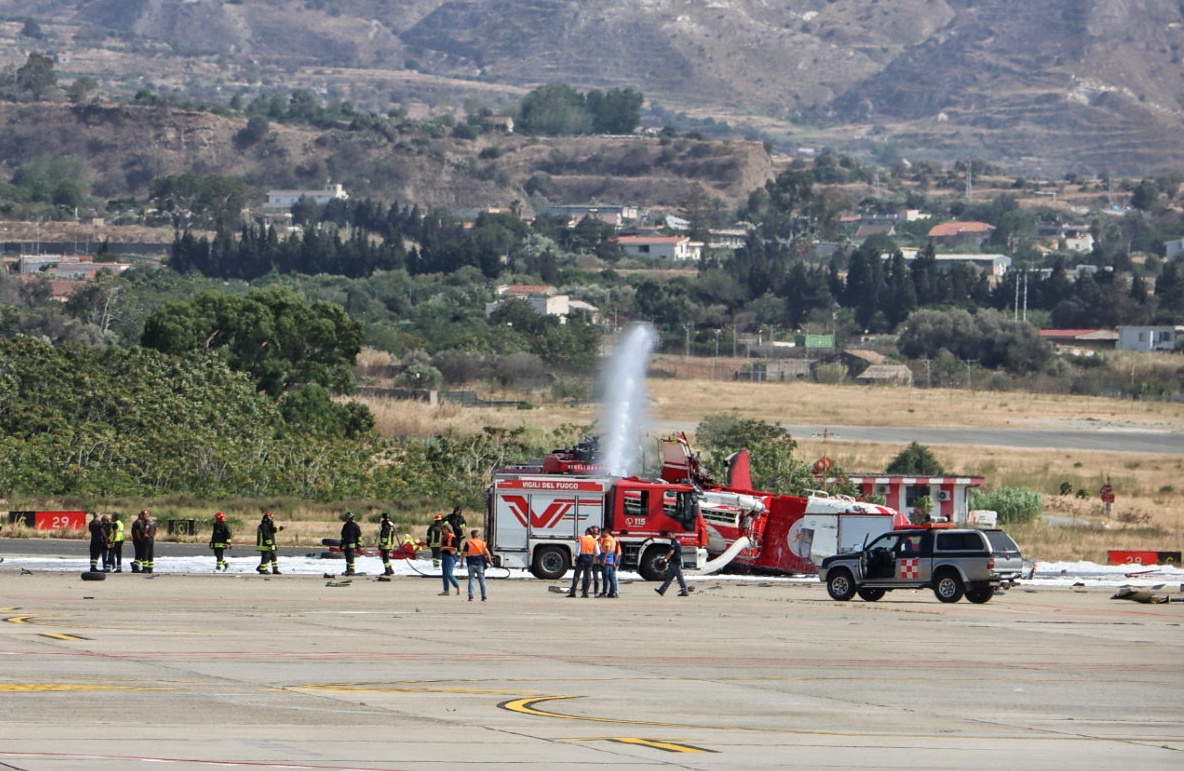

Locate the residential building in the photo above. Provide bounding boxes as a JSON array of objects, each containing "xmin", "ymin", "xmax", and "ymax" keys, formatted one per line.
[
  {"xmin": 264, "ymin": 183, "xmax": 349, "ymax": 210},
  {"xmin": 484, "ymin": 284, "xmax": 597, "ymax": 324},
  {"xmin": 1116, "ymin": 325, "xmax": 1184, "ymax": 352},
  {"xmin": 616, "ymin": 234, "xmax": 702, "ymax": 261},
  {"xmin": 927, "ymin": 221, "xmax": 994, "ymax": 249}
]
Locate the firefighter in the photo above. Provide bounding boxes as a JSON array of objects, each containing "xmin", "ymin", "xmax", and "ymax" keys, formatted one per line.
[
  {"xmin": 340, "ymin": 512, "xmax": 362, "ymax": 576},
  {"xmin": 129, "ymin": 511, "xmax": 145, "ymax": 573},
  {"xmin": 256, "ymin": 511, "xmax": 282, "ymax": 574},
  {"xmin": 134, "ymin": 510, "xmax": 157, "ymax": 574},
  {"xmin": 426, "ymin": 514, "xmax": 444, "ymax": 568},
  {"xmin": 438, "ymin": 523, "xmax": 460, "ymax": 596},
  {"xmin": 107, "ymin": 513, "xmax": 125, "ymax": 573},
  {"xmin": 654, "ymin": 530, "xmax": 688, "ymax": 597},
  {"xmin": 464, "ymin": 528, "xmax": 492, "ymax": 602},
  {"xmin": 210, "ymin": 512, "xmax": 232, "ymax": 572},
  {"xmin": 377, "ymin": 512, "xmax": 397, "ymax": 576},
  {"xmin": 444, "ymin": 506, "xmax": 466, "ymax": 555},
  {"xmin": 87, "ymin": 513, "xmax": 106, "ymax": 572},
  {"xmin": 567, "ymin": 527, "xmax": 599, "ymax": 598}
]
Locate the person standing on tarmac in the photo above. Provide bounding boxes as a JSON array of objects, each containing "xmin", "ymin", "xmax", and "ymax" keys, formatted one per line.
[
  {"xmin": 655, "ymin": 530, "xmax": 689, "ymax": 597},
  {"xmin": 256, "ymin": 511, "xmax": 282, "ymax": 574},
  {"xmin": 107, "ymin": 513, "xmax": 125, "ymax": 572},
  {"xmin": 567, "ymin": 527, "xmax": 599, "ymax": 598},
  {"xmin": 340, "ymin": 512, "xmax": 362, "ymax": 576},
  {"xmin": 377, "ymin": 512, "xmax": 397, "ymax": 576},
  {"xmin": 426, "ymin": 514, "xmax": 444, "ymax": 568},
  {"xmin": 87, "ymin": 513, "xmax": 106, "ymax": 572},
  {"xmin": 210, "ymin": 512, "xmax": 232, "ymax": 572},
  {"xmin": 438, "ymin": 523, "xmax": 460, "ymax": 596},
  {"xmin": 444, "ymin": 506, "xmax": 466, "ymax": 555},
  {"xmin": 130, "ymin": 511, "xmax": 145, "ymax": 573},
  {"xmin": 464, "ymin": 528, "xmax": 492, "ymax": 602},
  {"xmin": 598, "ymin": 527, "xmax": 622, "ymax": 598},
  {"xmin": 134, "ymin": 510, "xmax": 157, "ymax": 574}
]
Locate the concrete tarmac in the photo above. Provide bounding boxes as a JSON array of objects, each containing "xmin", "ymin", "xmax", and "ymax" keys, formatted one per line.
[{"xmin": 1, "ymin": 570, "xmax": 1181, "ymax": 770}]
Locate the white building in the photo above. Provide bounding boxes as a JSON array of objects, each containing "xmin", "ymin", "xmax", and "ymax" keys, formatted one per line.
[
  {"xmin": 1116, "ymin": 325, "xmax": 1184, "ymax": 352},
  {"xmin": 485, "ymin": 285, "xmax": 593, "ymax": 324},
  {"xmin": 264, "ymin": 183, "xmax": 349, "ymax": 210},
  {"xmin": 616, "ymin": 234, "xmax": 702, "ymax": 261}
]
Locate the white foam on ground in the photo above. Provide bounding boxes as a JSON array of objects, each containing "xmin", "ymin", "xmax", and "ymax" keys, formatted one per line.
[{"xmin": 3, "ymin": 551, "xmax": 1181, "ymax": 588}]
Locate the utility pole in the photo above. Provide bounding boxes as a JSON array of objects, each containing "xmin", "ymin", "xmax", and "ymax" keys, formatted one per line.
[
  {"xmin": 962, "ymin": 359, "xmax": 976, "ymax": 390},
  {"xmin": 713, "ymin": 329, "xmax": 721, "ymax": 381}
]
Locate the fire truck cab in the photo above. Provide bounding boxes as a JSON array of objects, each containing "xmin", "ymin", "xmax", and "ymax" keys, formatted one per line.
[{"xmin": 486, "ymin": 470, "xmax": 706, "ymax": 581}]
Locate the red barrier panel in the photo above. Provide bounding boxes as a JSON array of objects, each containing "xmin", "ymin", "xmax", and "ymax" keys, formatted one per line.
[
  {"xmin": 7, "ymin": 511, "xmax": 89, "ymax": 530},
  {"xmin": 1108, "ymin": 550, "xmax": 1162, "ymax": 566}
]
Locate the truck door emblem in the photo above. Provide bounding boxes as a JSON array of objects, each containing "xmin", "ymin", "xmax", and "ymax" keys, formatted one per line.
[
  {"xmin": 504, "ymin": 495, "xmax": 575, "ymax": 529},
  {"xmin": 897, "ymin": 558, "xmax": 920, "ymax": 579}
]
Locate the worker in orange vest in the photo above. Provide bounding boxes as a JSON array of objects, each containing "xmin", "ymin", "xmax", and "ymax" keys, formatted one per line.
[
  {"xmin": 567, "ymin": 527, "xmax": 600, "ymax": 598},
  {"xmin": 464, "ymin": 529, "xmax": 492, "ymax": 602},
  {"xmin": 597, "ymin": 527, "xmax": 622, "ymax": 598}
]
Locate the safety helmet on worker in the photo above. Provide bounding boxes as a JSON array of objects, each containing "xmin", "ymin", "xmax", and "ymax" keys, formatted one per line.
[{"xmin": 215, "ymin": 512, "xmax": 225, "ymax": 521}]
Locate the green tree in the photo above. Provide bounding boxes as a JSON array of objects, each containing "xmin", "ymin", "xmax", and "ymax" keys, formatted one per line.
[
  {"xmin": 13, "ymin": 154, "xmax": 91, "ymax": 208},
  {"xmin": 15, "ymin": 52, "xmax": 56, "ymax": 100},
  {"xmin": 585, "ymin": 87, "xmax": 644, "ymax": 134},
  {"xmin": 885, "ymin": 442, "xmax": 945, "ymax": 475},
  {"xmin": 66, "ymin": 76, "xmax": 99, "ymax": 103},
  {"xmin": 969, "ymin": 486, "xmax": 1043, "ymax": 524},
  {"xmin": 695, "ymin": 415, "xmax": 812, "ymax": 492},
  {"xmin": 517, "ymin": 83, "xmax": 591, "ymax": 135},
  {"xmin": 141, "ymin": 287, "xmax": 364, "ymax": 398}
]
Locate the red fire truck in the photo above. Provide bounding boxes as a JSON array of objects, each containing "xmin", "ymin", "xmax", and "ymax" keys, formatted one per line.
[{"xmin": 486, "ymin": 459, "xmax": 708, "ymax": 581}]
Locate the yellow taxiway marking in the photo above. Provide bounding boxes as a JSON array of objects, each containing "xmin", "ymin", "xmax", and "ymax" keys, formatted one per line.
[
  {"xmin": 38, "ymin": 633, "xmax": 87, "ymax": 641},
  {"xmin": 502, "ymin": 695, "xmax": 690, "ymax": 729},
  {"xmin": 0, "ymin": 684, "xmax": 172, "ymax": 693},
  {"xmin": 583, "ymin": 737, "xmax": 714, "ymax": 754}
]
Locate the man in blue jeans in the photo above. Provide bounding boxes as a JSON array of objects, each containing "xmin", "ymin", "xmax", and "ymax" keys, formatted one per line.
[
  {"xmin": 655, "ymin": 530, "xmax": 689, "ymax": 597},
  {"xmin": 464, "ymin": 529, "xmax": 492, "ymax": 601}
]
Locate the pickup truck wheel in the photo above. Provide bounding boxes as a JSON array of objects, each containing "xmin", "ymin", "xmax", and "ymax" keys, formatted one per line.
[
  {"xmin": 530, "ymin": 545, "xmax": 570, "ymax": 580},
  {"xmin": 826, "ymin": 569, "xmax": 856, "ymax": 601},
  {"xmin": 637, "ymin": 546, "xmax": 668, "ymax": 581},
  {"xmin": 933, "ymin": 570, "xmax": 965, "ymax": 603},
  {"xmin": 857, "ymin": 587, "xmax": 886, "ymax": 602},
  {"xmin": 965, "ymin": 586, "xmax": 994, "ymax": 604}
]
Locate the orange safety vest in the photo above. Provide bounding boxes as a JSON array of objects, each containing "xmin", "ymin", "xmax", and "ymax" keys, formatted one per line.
[
  {"xmin": 578, "ymin": 534, "xmax": 597, "ymax": 554},
  {"xmin": 465, "ymin": 537, "xmax": 488, "ymax": 557},
  {"xmin": 599, "ymin": 535, "xmax": 618, "ymax": 563},
  {"xmin": 441, "ymin": 531, "xmax": 457, "ymax": 554}
]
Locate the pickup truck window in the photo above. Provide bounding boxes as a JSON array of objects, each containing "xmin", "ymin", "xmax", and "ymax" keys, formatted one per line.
[{"xmin": 935, "ymin": 531, "xmax": 985, "ymax": 551}]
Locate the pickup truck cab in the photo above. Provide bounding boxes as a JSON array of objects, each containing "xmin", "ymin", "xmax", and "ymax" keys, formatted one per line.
[{"xmin": 818, "ymin": 523, "xmax": 1023, "ymax": 603}]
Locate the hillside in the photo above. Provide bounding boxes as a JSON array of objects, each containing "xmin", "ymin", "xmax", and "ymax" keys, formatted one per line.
[
  {"xmin": 0, "ymin": 102, "xmax": 772, "ymax": 208},
  {"xmin": 3, "ymin": 1, "xmax": 1184, "ymax": 177}
]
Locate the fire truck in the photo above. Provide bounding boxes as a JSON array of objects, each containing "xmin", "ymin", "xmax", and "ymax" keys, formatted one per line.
[
  {"xmin": 486, "ymin": 445, "xmax": 709, "ymax": 581},
  {"xmin": 659, "ymin": 434, "xmax": 905, "ymax": 575}
]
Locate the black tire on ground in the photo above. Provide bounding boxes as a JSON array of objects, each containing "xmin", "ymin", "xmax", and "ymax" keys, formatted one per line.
[
  {"xmin": 530, "ymin": 545, "xmax": 570, "ymax": 580},
  {"xmin": 933, "ymin": 570, "xmax": 965, "ymax": 603},
  {"xmin": 857, "ymin": 587, "xmax": 886, "ymax": 602},
  {"xmin": 826, "ymin": 569, "xmax": 856, "ymax": 601},
  {"xmin": 80, "ymin": 571, "xmax": 106, "ymax": 581},
  {"xmin": 637, "ymin": 546, "xmax": 669, "ymax": 581},
  {"xmin": 965, "ymin": 586, "xmax": 995, "ymax": 604}
]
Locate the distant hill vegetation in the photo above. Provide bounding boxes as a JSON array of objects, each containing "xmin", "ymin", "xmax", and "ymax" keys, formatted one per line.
[{"xmin": 2, "ymin": 1, "xmax": 1184, "ymax": 175}]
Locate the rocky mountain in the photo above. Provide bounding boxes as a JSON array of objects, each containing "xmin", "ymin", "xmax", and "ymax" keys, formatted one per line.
[{"xmin": 3, "ymin": 0, "xmax": 1184, "ymax": 176}]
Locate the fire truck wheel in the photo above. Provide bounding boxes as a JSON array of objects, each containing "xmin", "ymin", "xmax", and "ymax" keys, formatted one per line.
[
  {"xmin": 530, "ymin": 545, "xmax": 570, "ymax": 581},
  {"xmin": 826, "ymin": 569, "xmax": 856, "ymax": 601},
  {"xmin": 965, "ymin": 586, "xmax": 994, "ymax": 604},
  {"xmin": 856, "ymin": 587, "xmax": 885, "ymax": 602},
  {"xmin": 933, "ymin": 570, "xmax": 965, "ymax": 603},
  {"xmin": 637, "ymin": 546, "xmax": 668, "ymax": 581}
]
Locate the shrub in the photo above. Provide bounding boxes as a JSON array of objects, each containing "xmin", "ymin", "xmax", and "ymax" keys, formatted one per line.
[{"xmin": 970, "ymin": 486, "xmax": 1043, "ymax": 524}]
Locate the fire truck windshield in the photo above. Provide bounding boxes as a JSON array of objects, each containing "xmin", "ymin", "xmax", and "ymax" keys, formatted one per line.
[{"xmin": 664, "ymin": 490, "xmax": 699, "ymax": 531}]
